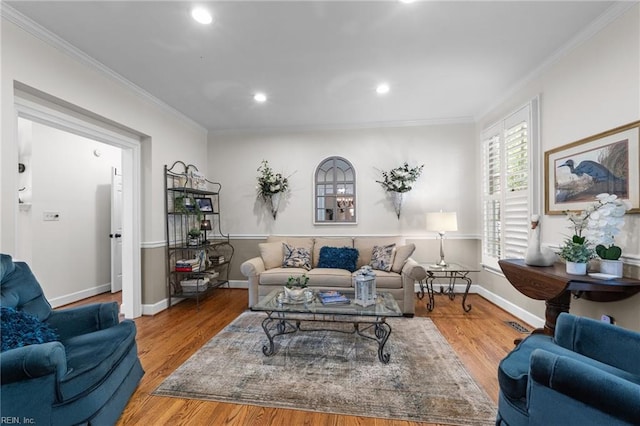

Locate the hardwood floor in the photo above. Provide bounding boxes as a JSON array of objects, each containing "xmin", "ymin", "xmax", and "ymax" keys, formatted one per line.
[{"xmin": 64, "ymin": 289, "xmax": 529, "ymax": 425}]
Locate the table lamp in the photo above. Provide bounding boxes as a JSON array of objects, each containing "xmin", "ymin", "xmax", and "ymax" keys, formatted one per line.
[
  {"xmin": 425, "ymin": 211, "xmax": 458, "ymax": 267},
  {"xmin": 200, "ymin": 219, "xmax": 212, "ymax": 244}
]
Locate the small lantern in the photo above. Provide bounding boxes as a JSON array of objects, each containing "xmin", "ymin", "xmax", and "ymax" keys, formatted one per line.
[{"xmin": 353, "ymin": 266, "xmax": 376, "ymax": 307}]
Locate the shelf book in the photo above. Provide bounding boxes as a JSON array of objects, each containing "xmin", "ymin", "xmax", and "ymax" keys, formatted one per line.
[{"xmin": 317, "ymin": 290, "xmax": 350, "ymax": 305}]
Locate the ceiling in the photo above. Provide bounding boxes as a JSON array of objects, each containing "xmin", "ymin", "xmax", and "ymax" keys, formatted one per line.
[{"xmin": 5, "ymin": 1, "xmax": 618, "ymax": 133}]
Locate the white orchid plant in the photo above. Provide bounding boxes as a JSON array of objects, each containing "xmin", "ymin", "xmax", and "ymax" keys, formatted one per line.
[
  {"xmin": 256, "ymin": 160, "xmax": 289, "ymax": 200},
  {"xmin": 562, "ymin": 193, "xmax": 630, "ymax": 262},
  {"xmin": 584, "ymin": 193, "xmax": 631, "ymax": 260}
]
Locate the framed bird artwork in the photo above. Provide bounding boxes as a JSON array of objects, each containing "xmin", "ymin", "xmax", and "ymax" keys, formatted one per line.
[{"xmin": 545, "ymin": 120, "xmax": 639, "ymax": 214}]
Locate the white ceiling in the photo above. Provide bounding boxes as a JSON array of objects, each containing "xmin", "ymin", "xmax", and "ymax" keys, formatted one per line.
[{"xmin": 6, "ymin": 1, "xmax": 619, "ymax": 133}]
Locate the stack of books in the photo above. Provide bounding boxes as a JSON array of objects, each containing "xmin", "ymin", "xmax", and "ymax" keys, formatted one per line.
[
  {"xmin": 175, "ymin": 258, "xmax": 202, "ymax": 272},
  {"xmin": 317, "ymin": 290, "xmax": 350, "ymax": 305}
]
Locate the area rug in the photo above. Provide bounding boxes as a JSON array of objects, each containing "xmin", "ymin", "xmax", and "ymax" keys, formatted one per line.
[{"xmin": 153, "ymin": 311, "xmax": 497, "ymax": 425}]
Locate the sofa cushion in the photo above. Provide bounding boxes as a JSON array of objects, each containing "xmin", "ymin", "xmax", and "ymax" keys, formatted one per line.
[
  {"xmin": 313, "ymin": 237, "xmax": 353, "ymax": 267},
  {"xmin": 369, "ymin": 270, "xmax": 403, "ymax": 289},
  {"xmin": 307, "ymin": 268, "xmax": 353, "ymax": 287},
  {"xmin": 370, "ymin": 244, "xmax": 396, "ymax": 272},
  {"xmin": 258, "ymin": 242, "xmax": 283, "ymax": 270},
  {"xmin": 317, "ymin": 246, "xmax": 359, "ymax": 272},
  {"xmin": 354, "ymin": 237, "xmax": 401, "ymax": 268},
  {"xmin": 391, "ymin": 244, "xmax": 416, "ymax": 273},
  {"xmin": 1, "ymin": 307, "xmax": 59, "ymax": 352},
  {"xmin": 282, "ymin": 243, "xmax": 312, "ymax": 270}
]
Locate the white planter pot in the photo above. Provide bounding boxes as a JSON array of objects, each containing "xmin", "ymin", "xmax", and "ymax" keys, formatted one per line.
[
  {"xmin": 566, "ymin": 261, "xmax": 587, "ymax": 275},
  {"xmin": 599, "ymin": 259, "xmax": 623, "ymax": 278}
]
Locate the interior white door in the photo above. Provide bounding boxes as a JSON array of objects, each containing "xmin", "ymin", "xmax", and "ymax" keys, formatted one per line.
[{"xmin": 111, "ymin": 167, "xmax": 123, "ymax": 293}]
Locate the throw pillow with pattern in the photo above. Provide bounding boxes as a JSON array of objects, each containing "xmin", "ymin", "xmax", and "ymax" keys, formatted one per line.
[
  {"xmin": 369, "ymin": 243, "xmax": 395, "ymax": 272},
  {"xmin": 282, "ymin": 243, "xmax": 312, "ymax": 270}
]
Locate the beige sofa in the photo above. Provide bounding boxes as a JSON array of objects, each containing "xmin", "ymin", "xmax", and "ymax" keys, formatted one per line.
[{"xmin": 240, "ymin": 236, "xmax": 426, "ymax": 316}]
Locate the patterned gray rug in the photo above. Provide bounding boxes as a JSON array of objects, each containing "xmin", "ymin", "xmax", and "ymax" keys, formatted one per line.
[{"xmin": 153, "ymin": 311, "xmax": 497, "ymax": 425}]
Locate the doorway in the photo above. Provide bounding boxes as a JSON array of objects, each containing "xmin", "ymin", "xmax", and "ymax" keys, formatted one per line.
[
  {"xmin": 17, "ymin": 118, "xmax": 123, "ymax": 305},
  {"xmin": 15, "ymin": 94, "xmax": 142, "ymax": 318}
]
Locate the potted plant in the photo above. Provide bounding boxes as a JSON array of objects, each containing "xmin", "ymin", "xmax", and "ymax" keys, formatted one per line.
[
  {"xmin": 558, "ymin": 235, "xmax": 596, "ymax": 275},
  {"xmin": 376, "ymin": 162, "xmax": 424, "ymax": 218},
  {"xmin": 187, "ymin": 228, "xmax": 201, "ymax": 246},
  {"xmin": 558, "ymin": 211, "xmax": 596, "ymax": 275},
  {"xmin": 584, "ymin": 193, "xmax": 631, "ymax": 277},
  {"xmin": 284, "ymin": 273, "xmax": 309, "ymax": 301}
]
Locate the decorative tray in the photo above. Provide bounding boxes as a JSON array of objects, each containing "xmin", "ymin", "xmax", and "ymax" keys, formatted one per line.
[
  {"xmin": 588, "ymin": 273, "xmax": 619, "ymax": 280},
  {"xmin": 277, "ymin": 290, "xmax": 315, "ymax": 304}
]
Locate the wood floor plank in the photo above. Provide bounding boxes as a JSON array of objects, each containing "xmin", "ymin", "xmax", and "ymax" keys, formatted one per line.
[{"xmin": 62, "ymin": 289, "xmax": 530, "ymax": 425}]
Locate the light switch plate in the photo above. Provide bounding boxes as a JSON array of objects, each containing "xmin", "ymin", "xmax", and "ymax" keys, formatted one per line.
[{"xmin": 43, "ymin": 212, "xmax": 60, "ymax": 221}]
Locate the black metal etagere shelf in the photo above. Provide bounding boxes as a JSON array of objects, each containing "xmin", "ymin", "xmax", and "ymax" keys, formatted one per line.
[{"xmin": 164, "ymin": 161, "xmax": 234, "ymax": 309}]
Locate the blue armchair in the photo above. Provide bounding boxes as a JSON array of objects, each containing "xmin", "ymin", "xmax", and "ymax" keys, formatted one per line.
[
  {"xmin": 497, "ymin": 312, "xmax": 640, "ymax": 426},
  {"xmin": 0, "ymin": 254, "xmax": 144, "ymax": 425}
]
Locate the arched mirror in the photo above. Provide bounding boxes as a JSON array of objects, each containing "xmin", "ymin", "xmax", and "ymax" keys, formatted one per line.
[{"xmin": 314, "ymin": 156, "xmax": 356, "ymax": 224}]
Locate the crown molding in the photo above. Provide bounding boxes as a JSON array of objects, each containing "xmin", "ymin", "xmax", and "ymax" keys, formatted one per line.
[
  {"xmin": 476, "ymin": 1, "xmax": 638, "ymax": 122},
  {"xmin": 1, "ymin": 3, "xmax": 207, "ymax": 135}
]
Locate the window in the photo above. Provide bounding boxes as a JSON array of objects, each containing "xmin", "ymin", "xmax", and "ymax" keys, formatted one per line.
[
  {"xmin": 314, "ymin": 156, "xmax": 356, "ymax": 224},
  {"xmin": 482, "ymin": 98, "xmax": 539, "ymax": 269}
]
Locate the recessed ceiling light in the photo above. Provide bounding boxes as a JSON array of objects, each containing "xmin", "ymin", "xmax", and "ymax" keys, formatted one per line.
[
  {"xmin": 191, "ymin": 7, "xmax": 213, "ymax": 25},
  {"xmin": 376, "ymin": 83, "xmax": 390, "ymax": 95},
  {"xmin": 254, "ymin": 93, "xmax": 267, "ymax": 103}
]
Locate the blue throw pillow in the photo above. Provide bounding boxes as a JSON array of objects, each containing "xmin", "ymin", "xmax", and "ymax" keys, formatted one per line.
[
  {"xmin": 318, "ymin": 246, "xmax": 359, "ymax": 272},
  {"xmin": 1, "ymin": 306, "xmax": 59, "ymax": 352}
]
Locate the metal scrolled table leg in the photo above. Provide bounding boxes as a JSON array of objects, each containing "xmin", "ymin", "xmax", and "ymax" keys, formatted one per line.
[
  {"xmin": 426, "ymin": 275, "xmax": 435, "ymax": 311},
  {"xmin": 461, "ymin": 276, "xmax": 472, "ymax": 312},
  {"xmin": 374, "ymin": 321, "xmax": 392, "ymax": 364},
  {"xmin": 261, "ymin": 316, "xmax": 277, "ymax": 356}
]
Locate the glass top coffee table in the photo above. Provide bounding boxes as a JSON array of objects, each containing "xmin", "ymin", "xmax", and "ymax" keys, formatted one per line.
[{"xmin": 251, "ymin": 288, "xmax": 403, "ymax": 363}]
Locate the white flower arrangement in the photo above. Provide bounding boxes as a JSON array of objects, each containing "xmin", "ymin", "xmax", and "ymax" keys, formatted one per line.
[
  {"xmin": 562, "ymin": 193, "xmax": 630, "ymax": 261},
  {"xmin": 376, "ymin": 162, "xmax": 424, "ymax": 193},
  {"xmin": 584, "ymin": 193, "xmax": 630, "ymax": 260},
  {"xmin": 256, "ymin": 160, "xmax": 289, "ymax": 199}
]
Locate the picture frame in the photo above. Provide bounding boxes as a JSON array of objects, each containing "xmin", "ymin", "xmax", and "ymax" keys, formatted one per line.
[
  {"xmin": 195, "ymin": 197, "xmax": 214, "ymax": 213},
  {"xmin": 544, "ymin": 120, "xmax": 640, "ymax": 214}
]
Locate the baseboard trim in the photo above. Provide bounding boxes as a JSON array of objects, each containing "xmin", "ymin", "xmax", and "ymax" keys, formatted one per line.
[
  {"xmin": 142, "ymin": 296, "xmax": 184, "ymax": 316},
  {"xmin": 49, "ymin": 283, "xmax": 111, "ymax": 308},
  {"xmin": 475, "ymin": 287, "xmax": 545, "ymax": 329}
]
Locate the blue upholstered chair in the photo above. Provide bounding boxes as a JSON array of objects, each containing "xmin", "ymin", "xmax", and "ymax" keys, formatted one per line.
[
  {"xmin": 497, "ymin": 312, "xmax": 640, "ymax": 426},
  {"xmin": 0, "ymin": 254, "xmax": 144, "ymax": 425}
]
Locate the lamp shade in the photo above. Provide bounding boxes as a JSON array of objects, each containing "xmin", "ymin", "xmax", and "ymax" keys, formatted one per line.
[
  {"xmin": 425, "ymin": 212, "xmax": 458, "ymax": 232},
  {"xmin": 200, "ymin": 219, "xmax": 212, "ymax": 231}
]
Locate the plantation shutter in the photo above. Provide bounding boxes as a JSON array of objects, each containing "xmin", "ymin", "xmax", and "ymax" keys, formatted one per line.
[
  {"xmin": 503, "ymin": 112, "xmax": 529, "ymax": 259},
  {"xmin": 482, "ymin": 127, "xmax": 501, "ymax": 260},
  {"xmin": 481, "ymin": 100, "xmax": 537, "ymax": 269}
]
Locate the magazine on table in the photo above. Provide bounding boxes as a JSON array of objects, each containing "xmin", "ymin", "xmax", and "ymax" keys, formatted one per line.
[{"xmin": 317, "ymin": 290, "xmax": 350, "ymax": 305}]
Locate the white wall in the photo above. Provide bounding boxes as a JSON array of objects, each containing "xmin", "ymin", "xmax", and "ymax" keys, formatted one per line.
[
  {"xmin": 17, "ymin": 120, "xmax": 121, "ymax": 305},
  {"xmin": 478, "ymin": 4, "xmax": 640, "ymax": 329},
  {"xmin": 208, "ymin": 123, "xmax": 478, "ymax": 240},
  {"xmin": 1, "ymin": 15, "xmax": 208, "ymax": 307}
]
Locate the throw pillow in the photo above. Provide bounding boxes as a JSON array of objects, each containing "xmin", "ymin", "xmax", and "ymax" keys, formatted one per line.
[
  {"xmin": 1, "ymin": 306, "xmax": 59, "ymax": 352},
  {"xmin": 282, "ymin": 243, "xmax": 312, "ymax": 270},
  {"xmin": 391, "ymin": 243, "xmax": 416, "ymax": 273},
  {"xmin": 370, "ymin": 243, "xmax": 396, "ymax": 272},
  {"xmin": 317, "ymin": 246, "xmax": 359, "ymax": 272},
  {"xmin": 259, "ymin": 242, "xmax": 284, "ymax": 270}
]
